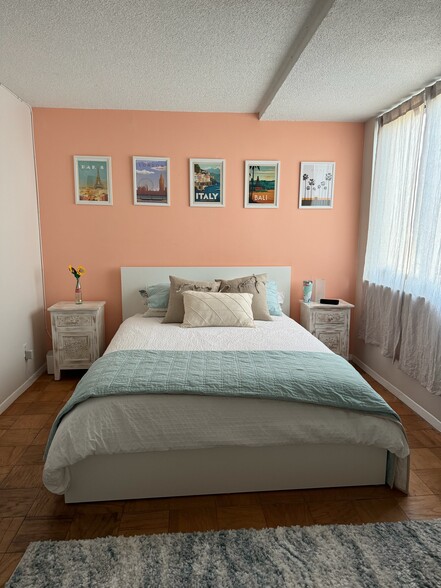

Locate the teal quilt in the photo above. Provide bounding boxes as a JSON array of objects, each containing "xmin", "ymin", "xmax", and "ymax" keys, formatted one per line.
[{"xmin": 45, "ymin": 349, "xmax": 400, "ymax": 457}]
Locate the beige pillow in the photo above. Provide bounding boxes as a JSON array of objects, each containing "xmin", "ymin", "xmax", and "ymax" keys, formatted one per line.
[
  {"xmin": 216, "ymin": 273, "xmax": 272, "ymax": 321},
  {"xmin": 182, "ymin": 291, "xmax": 255, "ymax": 328},
  {"xmin": 162, "ymin": 276, "xmax": 221, "ymax": 323},
  {"xmin": 143, "ymin": 308, "xmax": 167, "ymax": 318}
]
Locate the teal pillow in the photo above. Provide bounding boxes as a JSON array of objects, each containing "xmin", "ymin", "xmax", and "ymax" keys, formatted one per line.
[
  {"xmin": 139, "ymin": 283, "xmax": 170, "ymax": 309},
  {"xmin": 266, "ymin": 280, "xmax": 283, "ymax": 316}
]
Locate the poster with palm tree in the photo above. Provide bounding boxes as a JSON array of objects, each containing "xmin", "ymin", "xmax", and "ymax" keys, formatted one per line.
[
  {"xmin": 299, "ymin": 162, "xmax": 335, "ymax": 209},
  {"xmin": 244, "ymin": 160, "xmax": 280, "ymax": 208}
]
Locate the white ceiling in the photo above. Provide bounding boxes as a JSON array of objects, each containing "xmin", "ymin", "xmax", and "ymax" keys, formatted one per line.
[{"xmin": 1, "ymin": 0, "xmax": 440, "ymax": 121}]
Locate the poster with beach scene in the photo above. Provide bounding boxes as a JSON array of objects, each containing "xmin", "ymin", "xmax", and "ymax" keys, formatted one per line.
[
  {"xmin": 244, "ymin": 161, "xmax": 280, "ymax": 208},
  {"xmin": 189, "ymin": 159, "xmax": 225, "ymax": 207},
  {"xmin": 133, "ymin": 157, "xmax": 170, "ymax": 206},
  {"xmin": 74, "ymin": 156, "xmax": 112, "ymax": 205},
  {"xmin": 299, "ymin": 162, "xmax": 335, "ymax": 209}
]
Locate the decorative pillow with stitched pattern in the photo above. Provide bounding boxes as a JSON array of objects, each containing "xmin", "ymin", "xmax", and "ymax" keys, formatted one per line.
[
  {"xmin": 182, "ymin": 291, "xmax": 255, "ymax": 328},
  {"xmin": 216, "ymin": 273, "xmax": 272, "ymax": 321},
  {"xmin": 162, "ymin": 275, "xmax": 221, "ymax": 323}
]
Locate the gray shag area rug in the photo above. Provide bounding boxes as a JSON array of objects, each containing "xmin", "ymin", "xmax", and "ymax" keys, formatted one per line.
[{"xmin": 7, "ymin": 520, "xmax": 441, "ymax": 587}]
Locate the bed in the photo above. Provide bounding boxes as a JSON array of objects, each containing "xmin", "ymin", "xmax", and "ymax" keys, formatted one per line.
[{"xmin": 43, "ymin": 267, "xmax": 409, "ymax": 503}]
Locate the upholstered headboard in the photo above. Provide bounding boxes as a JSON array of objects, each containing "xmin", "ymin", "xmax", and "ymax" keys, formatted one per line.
[{"xmin": 121, "ymin": 266, "xmax": 291, "ymax": 320}]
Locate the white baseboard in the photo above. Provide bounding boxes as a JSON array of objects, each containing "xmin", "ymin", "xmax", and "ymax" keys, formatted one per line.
[
  {"xmin": 352, "ymin": 356, "xmax": 441, "ymax": 433},
  {"xmin": 0, "ymin": 364, "xmax": 46, "ymax": 414}
]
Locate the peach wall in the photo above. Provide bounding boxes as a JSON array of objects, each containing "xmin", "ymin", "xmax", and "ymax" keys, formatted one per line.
[{"xmin": 33, "ymin": 109, "xmax": 364, "ymax": 344}]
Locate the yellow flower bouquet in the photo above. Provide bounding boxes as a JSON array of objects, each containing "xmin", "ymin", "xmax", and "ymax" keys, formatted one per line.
[
  {"xmin": 68, "ymin": 265, "xmax": 86, "ymax": 280},
  {"xmin": 68, "ymin": 265, "xmax": 86, "ymax": 304}
]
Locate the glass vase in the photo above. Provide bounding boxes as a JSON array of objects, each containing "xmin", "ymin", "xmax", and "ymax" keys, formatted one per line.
[{"xmin": 75, "ymin": 278, "xmax": 83, "ymax": 304}]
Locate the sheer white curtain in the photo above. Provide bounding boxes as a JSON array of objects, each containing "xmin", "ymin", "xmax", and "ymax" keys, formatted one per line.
[
  {"xmin": 405, "ymin": 92, "xmax": 441, "ymax": 307},
  {"xmin": 361, "ymin": 89, "xmax": 441, "ymax": 394},
  {"xmin": 363, "ymin": 104, "xmax": 425, "ymax": 291},
  {"xmin": 399, "ymin": 92, "xmax": 441, "ymax": 392},
  {"xmin": 360, "ymin": 104, "xmax": 425, "ymax": 359}
]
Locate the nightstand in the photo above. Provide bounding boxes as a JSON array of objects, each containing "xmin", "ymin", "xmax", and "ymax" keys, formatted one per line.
[
  {"xmin": 48, "ymin": 301, "xmax": 106, "ymax": 380},
  {"xmin": 299, "ymin": 300, "xmax": 354, "ymax": 359}
]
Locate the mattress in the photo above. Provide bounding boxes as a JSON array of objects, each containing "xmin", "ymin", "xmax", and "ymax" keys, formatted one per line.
[{"xmin": 43, "ymin": 315, "xmax": 409, "ymax": 494}]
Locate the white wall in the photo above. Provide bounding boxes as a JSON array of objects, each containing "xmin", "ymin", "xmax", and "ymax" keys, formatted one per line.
[
  {"xmin": 0, "ymin": 85, "xmax": 46, "ymax": 411},
  {"xmin": 353, "ymin": 118, "xmax": 441, "ymax": 427}
]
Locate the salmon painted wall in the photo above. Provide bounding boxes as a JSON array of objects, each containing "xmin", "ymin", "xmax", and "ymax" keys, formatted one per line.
[{"xmin": 33, "ymin": 109, "xmax": 364, "ymax": 345}]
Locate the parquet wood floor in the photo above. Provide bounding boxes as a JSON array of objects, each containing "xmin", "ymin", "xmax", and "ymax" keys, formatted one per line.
[{"xmin": 1, "ymin": 368, "xmax": 441, "ymax": 585}]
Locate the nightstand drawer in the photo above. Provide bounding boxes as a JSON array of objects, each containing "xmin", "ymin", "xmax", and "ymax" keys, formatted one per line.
[
  {"xmin": 314, "ymin": 310, "xmax": 347, "ymax": 325},
  {"xmin": 55, "ymin": 313, "xmax": 94, "ymax": 328},
  {"xmin": 315, "ymin": 328, "xmax": 345, "ymax": 356},
  {"xmin": 58, "ymin": 333, "xmax": 95, "ymax": 365}
]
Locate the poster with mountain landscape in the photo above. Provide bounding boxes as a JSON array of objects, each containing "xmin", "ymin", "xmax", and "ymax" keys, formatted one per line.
[
  {"xmin": 189, "ymin": 159, "xmax": 225, "ymax": 207},
  {"xmin": 244, "ymin": 161, "xmax": 280, "ymax": 208}
]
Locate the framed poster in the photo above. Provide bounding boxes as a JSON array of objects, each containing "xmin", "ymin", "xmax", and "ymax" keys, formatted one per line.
[
  {"xmin": 299, "ymin": 162, "xmax": 335, "ymax": 209},
  {"xmin": 74, "ymin": 156, "xmax": 112, "ymax": 205},
  {"xmin": 189, "ymin": 159, "xmax": 225, "ymax": 207},
  {"xmin": 244, "ymin": 161, "xmax": 280, "ymax": 208},
  {"xmin": 133, "ymin": 157, "xmax": 170, "ymax": 206}
]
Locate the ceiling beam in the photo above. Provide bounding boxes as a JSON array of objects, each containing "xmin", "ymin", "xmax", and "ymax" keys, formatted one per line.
[{"xmin": 258, "ymin": 0, "xmax": 336, "ymax": 119}]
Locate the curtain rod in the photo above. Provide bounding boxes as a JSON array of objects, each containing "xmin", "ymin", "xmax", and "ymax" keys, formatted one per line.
[{"xmin": 377, "ymin": 77, "xmax": 441, "ymax": 124}]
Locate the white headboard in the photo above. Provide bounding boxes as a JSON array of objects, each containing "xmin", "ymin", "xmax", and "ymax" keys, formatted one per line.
[{"xmin": 121, "ymin": 266, "xmax": 291, "ymax": 320}]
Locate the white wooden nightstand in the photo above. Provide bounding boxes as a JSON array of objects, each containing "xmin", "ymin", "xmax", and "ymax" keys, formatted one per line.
[
  {"xmin": 48, "ymin": 301, "xmax": 106, "ymax": 380},
  {"xmin": 299, "ymin": 300, "xmax": 354, "ymax": 359}
]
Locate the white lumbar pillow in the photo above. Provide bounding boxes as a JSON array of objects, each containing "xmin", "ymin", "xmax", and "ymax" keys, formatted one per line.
[{"xmin": 181, "ymin": 291, "xmax": 255, "ymax": 328}]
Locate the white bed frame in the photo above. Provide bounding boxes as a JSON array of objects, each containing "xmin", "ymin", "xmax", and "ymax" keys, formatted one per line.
[
  {"xmin": 120, "ymin": 266, "xmax": 292, "ymax": 320},
  {"xmin": 64, "ymin": 266, "xmax": 387, "ymax": 503}
]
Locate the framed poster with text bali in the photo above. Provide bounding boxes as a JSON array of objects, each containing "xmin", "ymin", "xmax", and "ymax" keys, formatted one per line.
[
  {"xmin": 244, "ymin": 160, "xmax": 280, "ymax": 208},
  {"xmin": 189, "ymin": 159, "xmax": 225, "ymax": 207},
  {"xmin": 74, "ymin": 156, "xmax": 112, "ymax": 205},
  {"xmin": 133, "ymin": 157, "xmax": 170, "ymax": 206}
]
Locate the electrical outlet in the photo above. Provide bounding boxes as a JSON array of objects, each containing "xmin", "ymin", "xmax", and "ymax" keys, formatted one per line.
[{"xmin": 23, "ymin": 344, "xmax": 33, "ymax": 361}]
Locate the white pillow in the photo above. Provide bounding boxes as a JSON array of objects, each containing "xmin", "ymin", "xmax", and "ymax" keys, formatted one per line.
[{"xmin": 181, "ymin": 291, "xmax": 255, "ymax": 328}]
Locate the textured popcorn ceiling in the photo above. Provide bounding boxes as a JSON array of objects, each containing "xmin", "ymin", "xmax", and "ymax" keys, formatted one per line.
[
  {"xmin": 262, "ymin": 0, "xmax": 441, "ymax": 121},
  {"xmin": 1, "ymin": 0, "xmax": 440, "ymax": 121}
]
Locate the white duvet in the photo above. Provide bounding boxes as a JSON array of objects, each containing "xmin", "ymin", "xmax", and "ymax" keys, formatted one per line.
[{"xmin": 44, "ymin": 315, "xmax": 409, "ymax": 494}]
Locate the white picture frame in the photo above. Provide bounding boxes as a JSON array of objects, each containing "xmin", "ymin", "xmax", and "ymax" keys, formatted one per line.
[
  {"xmin": 244, "ymin": 160, "xmax": 280, "ymax": 208},
  {"xmin": 189, "ymin": 158, "xmax": 225, "ymax": 207},
  {"xmin": 133, "ymin": 156, "xmax": 170, "ymax": 206},
  {"xmin": 299, "ymin": 162, "xmax": 335, "ymax": 209},
  {"xmin": 74, "ymin": 156, "xmax": 112, "ymax": 205}
]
